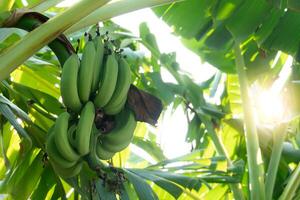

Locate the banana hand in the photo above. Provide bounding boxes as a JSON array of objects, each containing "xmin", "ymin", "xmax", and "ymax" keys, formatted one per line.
[
  {"xmin": 75, "ymin": 101, "xmax": 95, "ymax": 156},
  {"xmin": 103, "ymin": 57, "xmax": 131, "ymax": 115},
  {"xmin": 60, "ymin": 54, "xmax": 82, "ymax": 112},
  {"xmin": 53, "ymin": 112, "xmax": 80, "ymax": 162},
  {"xmin": 100, "ymin": 108, "xmax": 137, "ymax": 153},
  {"xmin": 67, "ymin": 124, "xmax": 77, "ymax": 149},
  {"xmin": 46, "ymin": 133, "xmax": 77, "ymax": 168},
  {"xmin": 51, "ymin": 161, "xmax": 83, "ymax": 179},
  {"xmin": 78, "ymin": 41, "xmax": 96, "ymax": 103},
  {"xmin": 91, "ymin": 36, "xmax": 105, "ymax": 93},
  {"xmin": 94, "ymin": 54, "xmax": 119, "ymax": 108},
  {"xmin": 96, "ymin": 141, "xmax": 115, "ymax": 160}
]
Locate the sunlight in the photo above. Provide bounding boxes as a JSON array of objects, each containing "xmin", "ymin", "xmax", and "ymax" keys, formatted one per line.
[
  {"xmin": 254, "ymin": 89, "xmax": 285, "ymax": 124},
  {"xmin": 253, "ymin": 55, "xmax": 293, "ymax": 125}
]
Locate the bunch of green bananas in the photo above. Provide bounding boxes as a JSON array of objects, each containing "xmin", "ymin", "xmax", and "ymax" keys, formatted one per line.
[
  {"xmin": 46, "ymin": 34, "xmax": 136, "ymax": 178},
  {"xmin": 46, "ymin": 102, "xmax": 94, "ymax": 178},
  {"xmin": 46, "ymin": 103, "xmax": 137, "ymax": 178},
  {"xmin": 60, "ymin": 34, "xmax": 132, "ymax": 115}
]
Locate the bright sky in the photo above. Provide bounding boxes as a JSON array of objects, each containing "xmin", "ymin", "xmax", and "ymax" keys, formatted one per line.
[{"xmin": 111, "ymin": 9, "xmax": 217, "ymax": 158}]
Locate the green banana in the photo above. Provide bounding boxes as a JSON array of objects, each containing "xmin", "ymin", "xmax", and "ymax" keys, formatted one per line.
[
  {"xmin": 46, "ymin": 134, "xmax": 77, "ymax": 168},
  {"xmin": 96, "ymin": 141, "xmax": 115, "ymax": 160},
  {"xmin": 60, "ymin": 54, "xmax": 82, "ymax": 113},
  {"xmin": 101, "ymin": 138, "xmax": 132, "ymax": 153},
  {"xmin": 54, "ymin": 112, "xmax": 80, "ymax": 162},
  {"xmin": 91, "ymin": 35, "xmax": 105, "ymax": 93},
  {"xmin": 86, "ymin": 126, "xmax": 108, "ymax": 168},
  {"xmin": 94, "ymin": 54, "xmax": 119, "ymax": 108},
  {"xmin": 75, "ymin": 101, "xmax": 95, "ymax": 156},
  {"xmin": 67, "ymin": 124, "xmax": 77, "ymax": 148},
  {"xmin": 103, "ymin": 108, "xmax": 137, "ymax": 144},
  {"xmin": 51, "ymin": 161, "xmax": 83, "ymax": 179},
  {"xmin": 78, "ymin": 41, "xmax": 96, "ymax": 103},
  {"xmin": 103, "ymin": 96, "xmax": 127, "ymax": 116},
  {"xmin": 100, "ymin": 108, "xmax": 137, "ymax": 153},
  {"xmin": 103, "ymin": 57, "xmax": 131, "ymax": 115}
]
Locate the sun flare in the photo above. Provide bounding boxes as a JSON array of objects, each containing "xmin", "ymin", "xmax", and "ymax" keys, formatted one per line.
[{"xmin": 254, "ymin": 89, "xmax": 285, "ymax": 124}]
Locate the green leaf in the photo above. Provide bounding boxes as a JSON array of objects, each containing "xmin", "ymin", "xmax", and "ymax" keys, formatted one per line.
[
  {"xmin": 202, "ymin": 184, "xmax": 229, "ymax": 200},
  {"xmin": 145, "ymin": 72, "xmax": 175, "ymax": 105},
  {"xmin": 0, "ymin": 149, "xmax": 37, "ymax": 193},
  {"xmin": 0, "ymin": 28, "xmax": 25, "ymax": 51},
  {"xmin": 132, "ymin": 136, "xmax": 166, "ymax": 162},
  {"xmin": 139, "ymin": 22, "xmax": 160, "ymax": 53},
  {"xmin": 148, "ymin": 170, "xmax": 201, "ymax": 191},
  {"xmin": 51, "ymin": 184, "xmax": 67, "ymax": 200},
  {"xmin": 253, "ymin": 8, "xmax": 283, "ymax": 45},
  {"xmin": 205, "ymin": 26, "xmax": 233, "ymax": 50},
  {"xmin": 122, "ymin": 181, "xmax": 138, "ymax": 200},
  {"xmin": 0, "ymin": 103, "xmax": 32, "ymax": 150},
  {"xmin": 263, "ymin": 11, "xmax": 300, "ymax": 58},
  {"xmin": 123, "ymin": 169, "xmax": 158, "ymax": 200},
  {"xmin": 31, "ymin": 165, "xmax": 57, "ymax": 200},
  {"xmin": 0, "ymin": 93, "xmax": 31, "ymax": 123},
  {"xmin": 153, "ymin": 0, "xmax": 214, "ymax": 39},
  {"xmin": 11, "ymin": 64, "xmax": 60, "ymax": 99},
  {"xmin": 119, "ymin": 183, "xmax": 130, "ymax": 200},
  {"xmin": 95, "ymin": 179, "xmax": 117, "ymax": 200},
  {"xmin": 11, "ymin": 151, "xmax": 44, "ymax": 199},
  {"xmin": 185, "ymin": 115, "xmax": 202, "ymax": 143},
  {"xmin": 0, "ymin": 122, "xmax": 13, "ymax": 158},
  {"xmin": 225, "ymin": 0, "xmax": 271, "ymax": 40},
  {"xmin": 130, "ymin": 169, "xmax": 183, "ymax": 199},
  {"xmin": 12, "ymin": 82, "xmax": 64, "ymax": 116}
]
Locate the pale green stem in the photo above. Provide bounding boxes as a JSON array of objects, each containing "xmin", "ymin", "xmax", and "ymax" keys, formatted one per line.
[
  {"xmin": 65, "ymin": 0, "xmax": 182, "ymax": 34},
  {"xmin": 30, "ymin": 0, "xmax": 64, "ymax": 12},
  {"xmin": 265, "ymin": 123, "xmax": 287, "ymax": 200},
  {"xmin": 279, "ymin": 163, "xmax": 300, "ymax": 200},
  {"xmin": 234, "ymin": 42, "xmax": 265, "ymax": 200},
  {"xmin": 0, "ymin": 0, "xmax": 111, "ymax": 81}
]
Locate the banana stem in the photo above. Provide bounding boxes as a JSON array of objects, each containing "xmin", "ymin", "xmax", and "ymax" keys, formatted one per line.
[
  {"xmin": 265, "ymin": 123, "xmax": 287, "ymax": 200},
  {"xmin": 0, "ymin": 0, "xmax": 110, "ymax": 81},
  {"xmin": 65, "ymin": 0, "xmax": 182, "ymax": 34},
  {"xmin": 234, "ymin": 42, "xmax": 265, "ymax": 200},
  {"xmin": 30, "ymin": 0, "xmax": 64, "ymax": 12},
  {"xmin": 279, "ymin": 162, "xmax": 300, "ymax": 200}
]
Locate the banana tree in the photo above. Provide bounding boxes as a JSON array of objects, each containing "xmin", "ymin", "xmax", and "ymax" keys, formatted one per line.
[{"xmin": 1, "ymin": 0, "xmax": 300, "ymax": 199}]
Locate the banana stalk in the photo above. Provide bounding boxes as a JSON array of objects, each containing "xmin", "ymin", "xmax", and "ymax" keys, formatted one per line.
[
  {"xmin": 234, "ymin": 42, "xmax": 265, "ymax": 200},
  {"xmin": 66, "ymin": 0, "xmax": 183, "ymax": 34},
  {"xmin": 0, "ymin": 0, "xmax": 110, "ymax": 80},
  {"xmin": 30, "ymin": 0, "xmax": 64, "ymax": 12}
]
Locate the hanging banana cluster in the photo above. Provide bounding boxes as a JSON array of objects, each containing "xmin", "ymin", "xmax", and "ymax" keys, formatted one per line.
[{"xmin": 46, "ymin": 34, "xmax": 136, "ymax": 178}]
